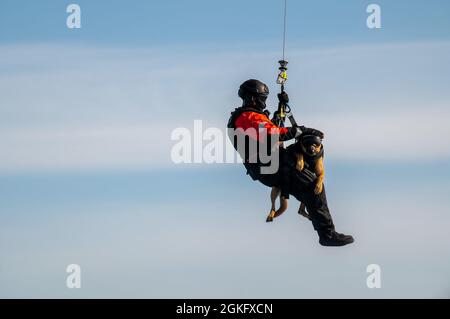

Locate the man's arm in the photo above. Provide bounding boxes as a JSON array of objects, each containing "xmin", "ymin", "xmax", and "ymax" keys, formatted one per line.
[{"xmin": 234, "ymin": 109, "xmax": 324, "ymax": 142}]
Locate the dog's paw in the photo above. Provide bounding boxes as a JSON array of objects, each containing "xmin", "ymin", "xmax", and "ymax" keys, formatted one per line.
[
  {"xmin": 266, "ymin": 210, "xmax": 275, "ymax": 222},
  {"xmin": 314, "ymin": 183, "xmax": 323, "ymax": 195}
]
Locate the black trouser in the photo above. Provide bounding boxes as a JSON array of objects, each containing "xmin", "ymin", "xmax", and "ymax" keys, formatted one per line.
[
  {"xmin": 290, "ymin": 176, "xmax": 335, "ymax": 233},
  {"xmin": 247, "ymin": 159, "xmax": 335, "ymax": 234}
]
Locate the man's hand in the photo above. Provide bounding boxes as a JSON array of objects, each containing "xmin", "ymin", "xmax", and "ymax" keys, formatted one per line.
[{"xmin": 277, "ymin": 91, "xmax": 289, "ymax": 104}]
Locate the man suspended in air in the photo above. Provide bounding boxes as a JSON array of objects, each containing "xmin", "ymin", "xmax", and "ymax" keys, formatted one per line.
[{"xmin": 227, "ymin": 79, "xmax": 354, "ymax": 247}]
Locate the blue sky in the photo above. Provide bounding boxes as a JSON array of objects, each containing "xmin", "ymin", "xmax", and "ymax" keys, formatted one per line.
[
  {"xmin": 1, "ymin": 0, "xmax": 450, "ymax": 298},
  {"xmin": 1, "ymin": 0, "xmax": 450, "ymax": 47}
]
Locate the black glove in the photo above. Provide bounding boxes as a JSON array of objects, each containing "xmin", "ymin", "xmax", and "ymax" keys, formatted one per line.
[
  {"xmin": 296, "ymin": 167, "xmax": 317, "ymax": 185},
  {"xmin": 277, "ymin": 91, "xmax": 289, "ymax": 104},
  {"xmin": 271, "ymin": 110, "xmax": 282, "ymax": 126},
  {"xmin": 298, "ymin": 126, "xmax": 324, "ymax": 139},
  {"xmin": 281, "ymin": 125, "xmax": 324, "ymax": 141}
]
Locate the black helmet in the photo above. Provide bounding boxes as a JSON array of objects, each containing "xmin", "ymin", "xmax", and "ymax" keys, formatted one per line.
[{"xmin": 238, "ymin": 79, "xmax": 269, "ymax": 110}]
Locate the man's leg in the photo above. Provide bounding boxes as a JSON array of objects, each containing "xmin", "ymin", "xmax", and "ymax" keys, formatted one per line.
[
  {"xmin": 298, "ymin": 185, "xmax": 335, "ymax": 233},
  {"xmin": 290, "ymin": 175, "xmax": 334, "ymax": 233},
  {"xmin": 290, "ymin": 171, "xmax": 354, "ymax": 246}
]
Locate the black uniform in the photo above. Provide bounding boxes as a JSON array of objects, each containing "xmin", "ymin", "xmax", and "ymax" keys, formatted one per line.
[{"xmin": 228, "ymin": 106, "xmax": 335, "ymax": 234}]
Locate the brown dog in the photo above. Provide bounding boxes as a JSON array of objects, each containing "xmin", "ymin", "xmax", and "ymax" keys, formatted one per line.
[{"xmin": 266, "ymin": 135, "xmax": 324, "ymax": 222}]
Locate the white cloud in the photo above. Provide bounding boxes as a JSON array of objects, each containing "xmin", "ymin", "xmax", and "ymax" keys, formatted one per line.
[
  {"xmin": 0, "ymin": 42, "xmax": 449, "ymax": 172},
  {"xmin": 0, "ymin": 125, "xmax": 173, "ymax": 171},
  {"xmin": 300, "ymin": 106, "xmax": 450, "ymax": 160}
]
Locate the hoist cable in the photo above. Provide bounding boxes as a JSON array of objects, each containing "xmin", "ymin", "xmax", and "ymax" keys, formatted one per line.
[{"xmin": 282, "ymin": 0, "xmax": 287, "ymax": 60}]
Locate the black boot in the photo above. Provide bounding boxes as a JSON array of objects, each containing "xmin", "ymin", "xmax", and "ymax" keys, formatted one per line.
[{"xmin": 319, "ymin": 230, "xmax": 354, "ymax": 247}]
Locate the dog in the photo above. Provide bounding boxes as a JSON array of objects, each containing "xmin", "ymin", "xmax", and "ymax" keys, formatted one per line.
[{"xmin": 266, "ymin": 134, "xmax": 325, "ymax": 222}]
